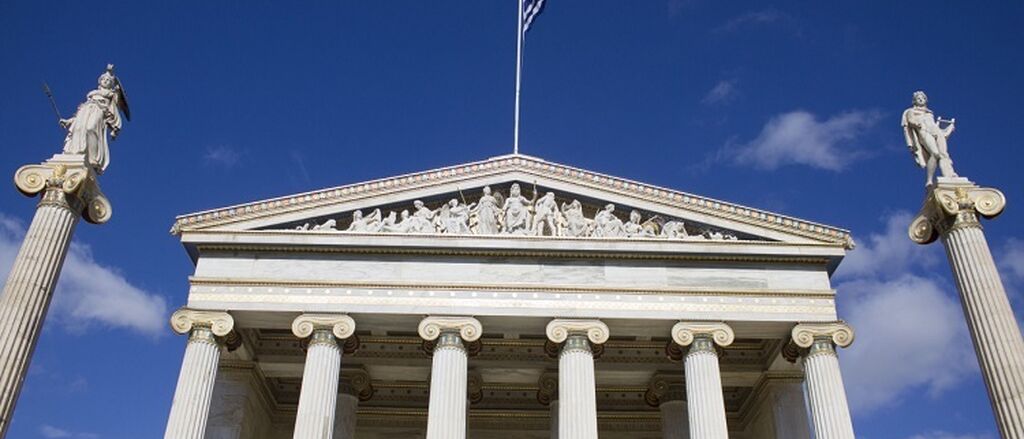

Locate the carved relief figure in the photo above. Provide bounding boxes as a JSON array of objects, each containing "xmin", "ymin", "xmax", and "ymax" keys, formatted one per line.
[
  {"xmin": 623, "ymin": 210, "xmax": 650, "ymax": 237},
  {"xmin": 561, "ymin": 200, "xmax": 592, "ymax": 237},
  {"xmin": 347, "ymin": 209, "xmax": 382, "ymax": 232},
  {"xmin": 473, "ymin": 186, "xmax": 503, "ymax": 234},
  {"xmin": 60, "ymin": 65, "xmax": 130, "ymax": 174},
  {"xmin": 593, "ymin": 204, "xmax": 625, "ymax": 237},
  {"xmin": 502, "ymin": 183, "xmax": 534, "ymax": 235},
  {"xmin": 439, "ymin": 199, "xmax": 474, "ymax": 234},
  {"xmin": 531, "ymin": 192, "xmax": 561, "ymax": 236},
  {"xmin": 660, "ymin": 221, "xmax": 688, "ymax": 239},
  {"xmin": 902, "ymin": 91, "xmax": 958, "ymax": 185},
  {"xmin": 312, "ymin": 219, "xmax": 337, "ymax": 231},
  {"xmin": 407, "ymin": 201, "xmax": 436, "ymax": 233}
]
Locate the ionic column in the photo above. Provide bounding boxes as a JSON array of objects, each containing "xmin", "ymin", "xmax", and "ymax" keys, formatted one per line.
[
  {"xmin": 291, "ymin": 314, "xmax": 356, "ymax": 439},
  {"xmin": 164, "ymin": 309, "xmax": 236, "ymax": 439},
  {"xmin": 418, "ymin": 316, "xmax": 483, "ymax": 439},
  {"xmin": 0, "ymin": 157, "xmax": 111, "ymax": 438},
  {"xmin": 791, "ymin": 323, "xmax": 855, "ymax": 439},
  {"xmin": 536, "ymin": 372, "xmax": 558, "ymax": 439},
  {"xmin": 671, "ymin": 322, "xmax": 734, "ymax": 439},
  {"xmin": 645, "ymin": 375, "xmax": 689, "ymax": 439},
  {"xmin": 909, "ymin": 182, "xmax": 1024, "ymax": 438},
  {"xmin": 334, "ymin": 369, "xmax": 372, "ymax": 439},
  {"xmin": 546, "ymin": 319, "xmax": 609, "ymax": 439}
]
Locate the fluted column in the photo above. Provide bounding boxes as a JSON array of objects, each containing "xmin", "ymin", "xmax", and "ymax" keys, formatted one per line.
[
  {"xmin": 0, "ymin": 157, "xmax": 111, "ymax": 438},
  {"xmin": 646, "ymin": 375, "xmax": 689, "ymax": 439},
  {"xmin": 537, "ymin": 373, "xmax": 559, "ymax": 439},
  {"xmin": 164, "ymin": 309, "xmax": 236, "ymax": 439},
  {"xmin": 671, "ymin": 322, "xmax": 734, "ymax": 439},
  {"xmin": 546, "ymin": 319, "xmax": 609, "ymax": 439},
  {"xmin": 291, "ymin": 314, "xmax": 356, "ymax": 439},
  {"xmin": 791, "ymin": 323, "xmax": 855, "ymax": 439},
  {"xmin": 333, "ymin": 369, "xmax": 372, "ymax": 439},
  {"xmin": 419, "ymin": 316, "xmax": 483, "ymax": 439},
  {"xmin": 909, "ymin": 182, "xmax": 1024, "ymax": 438}
]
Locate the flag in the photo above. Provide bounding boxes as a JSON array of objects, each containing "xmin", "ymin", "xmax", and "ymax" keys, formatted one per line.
[{"xmin": 523, "ymin": 0, "xmax": 546, "ymax": 33}]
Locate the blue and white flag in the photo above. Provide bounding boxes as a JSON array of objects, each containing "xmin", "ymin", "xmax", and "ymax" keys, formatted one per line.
[{"xmin": 523, "ymin": 0, "xmax": 546, "ymax": 33}]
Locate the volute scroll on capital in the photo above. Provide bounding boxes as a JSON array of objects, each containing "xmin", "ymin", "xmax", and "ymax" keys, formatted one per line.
[
  {"xmin": 909, "ymin": 184, "xmax": 1006, "ymax": 245},
  {"xmin": 15, "ymin": 156, "xmax": 112, "ymax": 224},
  {"xmin": 170, "ymin": 308, "xmax": 235, "ymax": 337},
  {"xmin": 418, "ymin": 316, "xmax": 483, "ymax": 342},
  {"xmin": 291, "ymin": 313, "xmax": 356, "ymax": 340},
  {"xmin": 791, "ymin": 322, "xmax": 855, "ymax": 349},
  {"xmin": 545, "ymin": 319, "xmax": 609, "ymax": 344},
  {"xmin": 671, "ymin": 322, "xmax": 735, "ymax": 347}
]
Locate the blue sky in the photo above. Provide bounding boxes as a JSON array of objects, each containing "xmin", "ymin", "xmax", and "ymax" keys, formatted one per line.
[{"xmin": 1, "ymin": 1, "xmax": 1023, "ymax": 438}]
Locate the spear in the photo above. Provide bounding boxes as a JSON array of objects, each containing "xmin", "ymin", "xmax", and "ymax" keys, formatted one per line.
[{"xmin": 41, "ymin": 82, "xmax": 63, "ymax": 126}]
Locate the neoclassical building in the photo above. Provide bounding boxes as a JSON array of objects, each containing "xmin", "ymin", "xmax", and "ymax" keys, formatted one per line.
[{"xmin": 163, "ymin": 154, "xmax": 858, "ymax": 439}]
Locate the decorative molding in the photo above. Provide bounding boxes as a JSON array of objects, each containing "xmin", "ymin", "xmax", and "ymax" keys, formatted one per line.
[
  {"xmin": 169, "ymin": 308, "xmax": 234, "ymax": 337},
  {"xmin": 170, "ymin": 154, "xmax": 853, "ymax": 247},
  {"xmin": 545, "ymin": 319, "xmax": 609, "ymax": 344},
  {"xmin": 671, "ymin": 321, "xmax": 735, "ymax": 347},
  {"xmin": 291, "ymin": 313, "xmax": 356, "ymax": 340},
  {"xmin": 909, "ymin": 181, "xmax": 1006, "ymax": 244},
  {"xmin": 791, "ymin": 322, "xmax": 854, "ymax": 349},
  {"xmin": 417, "ymin": 316, "xmax": 483, "ymax": 342}
]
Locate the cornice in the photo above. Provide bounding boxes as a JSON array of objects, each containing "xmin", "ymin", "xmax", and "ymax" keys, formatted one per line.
[{"xmin": 171, "ymin": 154, "xmax": 852, "ymax": 247}]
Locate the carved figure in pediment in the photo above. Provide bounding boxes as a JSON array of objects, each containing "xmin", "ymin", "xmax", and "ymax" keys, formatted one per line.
[
  {"xmin": 531, "ymin": 192, "xmax": 561, "ymax": 236},
  {"xmin": 660, "ymin": 220, "xmax": 689, "ymax": 239},
  {"xmin": 312, "ymin": 219, "xmax": 337, "ymax": 231},
  {"xmin": 561, "ymin": 200, "xmax": 592, "ymax": 237},
  {"xmin": 295, "ymin": 223, "xmax": 311, "ymax": 231},
  {"xmin": 347, "ymin": 209, "xmax": 382, "ymax": 232},
  {"xmin": 406, "ymin": 201, "xmax": 437, "ymax": 233},
  {"xmin": 472, "ymin": 186, "xmax": 503, "ymax": 235},
  {"xmin": 593, "ymin": 204, "xmax": 626, "ymax": 238},
  {"xmin": 384, "ymin": 210, "xmax": 413, "ymax": 233},
  {"xmin": 624, "ymin": 210, "xmax": 651, "ymax": 237},
  {"xmin": 502, "ymin": 183, "xmax": 535, "ymax": 235},
  {"xmin": 439, "ymin": 199, "xmax": 474, "ymax": 234}
]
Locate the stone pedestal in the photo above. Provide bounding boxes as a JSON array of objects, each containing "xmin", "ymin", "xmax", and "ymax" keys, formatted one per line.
[
  {"xmin": 672, "ymin": 322, "xmax": 734, "ymax": 439},
  {"xmin": 164, "ymin": 309, "xmax": 236, "ymax": 439},
  {"xmin": 291, "ymin": 314, "xmax": 356, "ymax": 439},
  {"xmin": 791, "ymin": 323, "xmax": 855, "ymax": 439},
  {"xmin": 0, "ymin": 155, "xmax": 110, "ymax": 437},
  {"xmin": 419, "ymin": 316, "xmax": 483, "ymax": 439},
  {"xmin": 910, "ymin": 180, "xmax": 1024, "ymax": 438},
  {"xmin": 546, "ymin": 319, "xmax": 609, "ymax": 439}
]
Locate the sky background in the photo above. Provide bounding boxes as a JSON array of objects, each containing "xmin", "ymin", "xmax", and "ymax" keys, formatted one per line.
[{"xmin": 1, "ymin": 1, "xmax": 1023, "ymax": 438}]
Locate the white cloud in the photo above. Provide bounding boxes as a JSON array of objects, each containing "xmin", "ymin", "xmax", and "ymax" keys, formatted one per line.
[
  {"xmin": 716, "ymin": 9, "xmax": 787, "ymax": 33},
  {"xmin": 39, "ymin": 425, "xmax": 96, "ymax": 439},
  {"xmin": 0, "ymin": 213, "xmax": 167, "ymax": 337},
  {"xmin": 731, "ymin": 110, "xmax": 881, "ymax": 171},
  {"xmin": 835, "ymin": 211, "xmax": 976, "ymax": 414},
  {"xmin": 702, "ymin": 80, "xmax": 738, "ymax": 105},
  {"xmin": 1000, "ymin": 238, "xmax": 1024, "ymax": 282},
  {"xmin": 203, "ymin": 145, "xmax": 242, "ymax": 168},
  {"xmin": 905, "ymin": 432, "xmax": 993, "ymax": 439}
]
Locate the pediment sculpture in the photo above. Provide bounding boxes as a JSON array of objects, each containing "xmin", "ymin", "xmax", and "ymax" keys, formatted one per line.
[{"xmin": 291, "ymin": 183, "xmax": 741, "ymax": 241}]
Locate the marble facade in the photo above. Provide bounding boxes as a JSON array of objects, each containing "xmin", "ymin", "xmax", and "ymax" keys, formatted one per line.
[{"xmin": 164, "ymin": 154, "xmax": 857, "ymax": 438}]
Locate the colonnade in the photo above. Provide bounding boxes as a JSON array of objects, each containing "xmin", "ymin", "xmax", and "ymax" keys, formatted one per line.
[{"xmin": 162, "ymin": 309, "xmax": 857, "ymax": 439}]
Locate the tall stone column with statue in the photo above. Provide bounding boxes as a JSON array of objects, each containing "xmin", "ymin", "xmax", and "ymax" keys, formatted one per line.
[
  {"xmin": 0, "ymin": 65, "xmax": 129, "ymax": 438},
  {"xmin": 904, "ymin": 91, "xmax": 1024, "ymax": 438}
]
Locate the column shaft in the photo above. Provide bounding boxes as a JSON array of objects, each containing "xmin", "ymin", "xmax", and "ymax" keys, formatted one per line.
[
  {"xmin": 332, "ymin": 393, "xmax": 358, "ymax": 439},
  {"xmin": 803, "ymin": 341, "xmax": 854, "ymax": 439},
  {"xmin": 684, "ymin": 338, "xmax": 728, "ymax": 439},
  {"xmin": 549, "ymin": 400, "xmax": 559, "ymax": 439},
  {"xmin": 558, "ymin": 335, "xmax": 598, "ymax": 439},
  {"xmin": 943, "ymin": 225, "xmax": 1024, "ymax": 438},
  {"xmin": 0, "ymin": 199, "xmax": 78, "ymax": 436},
  {"xmin": 426, "ymin": 332, "xmax": 468, "ymax": 439},
  {"xmin": 164, "ymin": 328, "xmax": 224, "ymax": 439},
  {"xmin": 294, "ymin": 330, "xmax": 342, "ymax": 439},
  {"xmin": 768, "ymin": 381, "xmax": 811, "ymax": 439},
  {"xmin": 659, "ymin": 400, "xmax": 689, "ymax": 439}
]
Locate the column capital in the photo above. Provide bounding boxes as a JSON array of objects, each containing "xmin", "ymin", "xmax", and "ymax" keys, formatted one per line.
[
  {"xmin": 170, "ymin": 308, "xmax": 234, "ymax": 337},
  {"xmin": 15, "ymin": 154, "xmax": 111, "ymax": 224},
  {"xmin": 671, "ymin": 322, "xmax": 734, "ymax": 347},
  {"xmin": 545, "ymin": 319, "xmax": 609, "ymax": 344},
  {"xmin": 536, "ymin": 371, "xmax": 558, "ymax": 406},
  {"xmin": 292, "ymin": 313, "xmax": 356, "ymax": 339},
  {"xmin": 791, "ymin": 322, "xmax": 854, "ymax": 349},
  {"xmin": 418, "ymin": 316, "xmax": 482, "ymax": 342},
  {"xmin": 645, "ymin": 374, "xmax": 686, "ymax": 407},
  {"xmin": 909, "ymin": 181, "xmax": 1006, "ymax": 244},
  {"xmin": 340, "ymin": 368, "xmax": 375, "ymax": 401}
]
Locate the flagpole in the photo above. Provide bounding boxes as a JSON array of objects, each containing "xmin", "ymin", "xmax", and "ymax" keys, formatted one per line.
[{"xmin": 514, "ymin": 0, "xmax": 524, "ymax": 155}]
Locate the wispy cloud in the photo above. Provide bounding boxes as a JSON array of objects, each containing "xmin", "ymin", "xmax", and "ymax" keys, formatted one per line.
[
  {"xmin": 203, "ymin": 145, "xmax": 243, "ymax": 168},
  {"xmin": 721, "ymin": 109, "xmax": 881, "ymax": 171},
  {"xmin": 905, "ymin": 432, "xmax": 994, "ymax": 439},
  {"xmin": 702, "ymin": 79, "xmax": 738, "ymax": 105},
  {"xmin": 715, "ymin": 9, "xmax": 789, "ymax": 33},
  {"xmin": 39, "ymin": 425, "xmax": 98, "ymax": 439},
  {"xmin": 836, "ymin": 212, "xmax": 976, "ymax": 414},
  {"xmin": 0, "ymin": 214, "xmax": 167, "ymax": 337}
]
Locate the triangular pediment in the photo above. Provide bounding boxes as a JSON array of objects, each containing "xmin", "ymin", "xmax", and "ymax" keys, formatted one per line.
[{"xmin": 171, "ymin": 154, "xmax": 852, "ymax": 248}]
